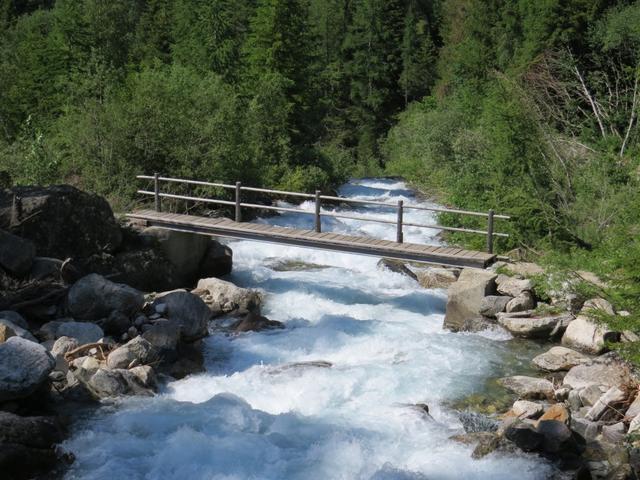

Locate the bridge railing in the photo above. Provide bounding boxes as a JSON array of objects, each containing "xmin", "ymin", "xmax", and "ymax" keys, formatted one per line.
[{"xmin": 136, "ymin": 174, "xmax": 510, "ymax": 253}]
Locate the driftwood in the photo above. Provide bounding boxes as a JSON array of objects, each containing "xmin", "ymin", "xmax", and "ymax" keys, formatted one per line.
[{"xmin": 64, "ymin": 342, "xmax": 114, "ymax": 362}]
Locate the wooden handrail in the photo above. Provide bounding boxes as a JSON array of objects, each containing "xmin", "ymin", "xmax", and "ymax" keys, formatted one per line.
[{"xmin": 137, "ymin": 174, "xmax": 511, "ymax": 252}]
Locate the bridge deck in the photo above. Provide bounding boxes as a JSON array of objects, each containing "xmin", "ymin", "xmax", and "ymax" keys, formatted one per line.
[{"xmin": 127, "ymin": 209, "xmax": 496, "ymax": 268}]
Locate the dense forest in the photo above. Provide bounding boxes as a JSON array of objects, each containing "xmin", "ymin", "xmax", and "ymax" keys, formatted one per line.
[{"xmin": 1, "ymin": 1, "xmax": 639, "ymax": 334}]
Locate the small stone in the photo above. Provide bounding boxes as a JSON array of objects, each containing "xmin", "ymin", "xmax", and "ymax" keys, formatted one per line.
[
  {"xmin": 511, "ymin": 400, "xmax": 544, "ymax": 419},
  {"xmin": 626, "ymin": 394, "xmax": 640, "ymax": 419},
  {"xmin": 568, "ymin": 390, "xmax": 582, "ymax": 411},
  {"xmin": 107, "ymin": 336, "xmax": 158, "ymax": 370},
  {"xmin": 554, "ymin": 387, "xmax": 571, "ymax": 402},
  {"xmin": 536, "ymin": 419, "xmax": 574, "ymax": 453},
  {"xmin": 629, "ymin": 413, "xmax": 640, "ymax": 434},
  {"xmin": 621, "ymin": 330, "xmax": 640, "ymax": 343},
  {"xmin": 580, "ymin": 384, "xmax": 605, "ymax": 407},
  {"xmin": 601, "ymin": 422, "xmax": 625, "ymax": 444},
  {"xmin": 134, "ymin": 315, "xmax": 147, "ymax": 328},
  {"xmin": 120, "ymin": 333, "xmax": 129, "ymax": 342},
  {"xmin": 155, "ymin": 304, "xmax": 167, "ymax": 315},
  {"xmin": 538, "ymin": 404, "xmax": 569, "ymax": 424},
  {"xmin": 127, "ymin": 326, "xmax": 138, "ymax": 338},
  {"xmin": 497, "ymin": 278, "xmax": 533, "ymax": 297},
  {"xmin": 479, "ymin": 296, "xmax": 512, "ymax": 318},
  {"xmin": 0, "ymin": 323, "xmax": 16, "ymax": 343},
  {"xmin": 570, "ymin": 416, "xmax": 601, "ymax": 442},
  {"xmin": 505, "ymin": 291, "xmax": 536, "ymax": 313},
  {"xmin": 582, "ymin": 298, "xmax": 615, "ymax": 316}
]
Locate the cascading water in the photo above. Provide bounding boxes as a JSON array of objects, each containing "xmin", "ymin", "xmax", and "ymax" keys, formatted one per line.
[{"xmin": 63, "ymin": 179, "xmax": 551, "ymax": 480}]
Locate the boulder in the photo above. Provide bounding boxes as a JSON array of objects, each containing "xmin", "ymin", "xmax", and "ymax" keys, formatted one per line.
[
  {"xmin": 198, "ymin": 240, "xmax": 233, "ymax": 278},
  {"xmin": 99, "ymin": 311, "xmax": 131, "ymax": 336},
  {"xmin": 377, "ymin": 258, "xmax": 418, "ymax": 281},
  {"xmin": 629, "ymin": 413, "xmax": 640, "ymax": 435},
  {"xmin": 443, "ymin": 269, "xmax": 497, "ymax": 332},
  {"xmin": 538, "ymin": 404, "xmax": 570, "ymax": 424},
  {"xmin": 68, "ymin": 274, "xmax": 144, "ymax": 321},
  {"xmin": 414, "ymin": 267, "xmax": 459, "ymax": 289},
  {"xmin": 570, "ymin": 416, "xmax": 601, "ymax": 442},
  {"xmin": 497, "ymin": 312, "xmax": 573, "ymax": 339},
  {"xmin": 505, "ymin": 291, "xmax": 535, "ymax": 313},
  {"xmin": 142, "ymin": 227, "xmax": 210, "ymax": 285},
  {"xmin": 563, "ymin": 355, "xmax": 632, "ymax": 391},
  {"xmin": 28, "ymin": 257, "xmax": 64, "ymax": 282},
  {"xmin": 497, "ymin": 278, "xmax": 533, "ymax": 298},
  {"xmin": 0, "ymin": 318, "xmax": 37, "ymax": 343},
  {"xmin": 561, "ymin": 316, "xmax": 619, "ymax": 354},
  {"xmin": 106, "ymin": 336, "xmax": 159, "ymax": 369},
  {"xmin": 194, "ymin": 277, "xmax": 262, "ymax": 317},
  {"xmin": 56, "ymin": 321, "xmax": 104, "ymax": 345},
  {"xmin": 0, "ymin": 185, "xmax": 122, "ymax": 259},
  {"xmin": 0, "ymin": 337, "xmax": 55, "ymax": 401},
  {"xmin": 498, "ymin": 375, "xmax": 554, "ymax": 400},
  {"xmin": 479, "ymin": 296, "xmax": 511, "ymax": 318},
  {"xmin": 585, "ymin": 387, "xmax": 626, "ymax": 421},
  {"xmin": 0, "ymin": 229, "xmax": 35, "ymax": 277},
  {"xmin": 579, "ymin": 384, "xmax": 605, "ymax": 407},
  {"xmin": 128, "ymin": 365, "xmax": 157, "ymax": 390},
  {"xmin": 582, "ymin": 298, "xmax": 615, "ymax": 316},
  {"xmin": 625, "ymin": 394, "xmax": 640, "ymax": 419},
  {"xmin": 503, "ymin": 262, "xmax": 545, "ymax": 277},
  {"xmin": 536, "ymin": 420, "xmax": 575, "ymax": 454},
  {"xmin": 511, "ymin": 400, "xmax": 544, "ymax": 419},
  {"xmin": 0, "ymin": 411, "xmax": 65, "ymax": 479},
  {"xmin": 601, "ymin": 422, "xmax": 625, "ymax": 444},
  {"xmin": 50, "ymin": 336, "xmax": 79, "ymax": 372},
  {"xmin": 152, "ymin": 291, "xmax": 211, "ymax": 342},
  {"xmin": 532, "ymin": 346, "xmax": 590, "ymax": 372},
  {"xmin": 71, "ymin": 356, "xmax": 154, "ymax": 398},
  {"xmin": 0, "ymin": 311, "xmax": 28, "ymax": 330},
  {"xmin": 230, "ymin": 312, "xmax": 285, "ymax": 333}
]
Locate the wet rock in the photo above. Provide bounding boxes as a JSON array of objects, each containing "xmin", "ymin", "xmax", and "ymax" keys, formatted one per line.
[
  {"xmin": 56, "ymin": 321, "xmax": 104, "ymax": 345},
  {"xmin": 268, "ymin": 360, "xmax": 334, "ymax": 375},
  {"xmin": 504, "ymin": 421, "xmax": 544, "ymax": 451},
  {"xmin": 106, "ymin": 336, "xmax": 159, "ymax": 370},
  {"xmin": 0, "ymin": 310, "xmax": 28, "ymax": 330},
  {"xmin": 68, "ymin": 274, "xmax": 144, "ymax": 321},
  {"xmin": 444, "ymin": 269, "xmax": 497, "ymax": 332},
  {"xmin": 511, "ymin": 400, "xmax": 544, "ymax": 419},
  {"xmin": 450, "ymin": 432, "xmax": 502, "ymax": 459},
  {"xmin": 537, "ymin": 419, "xmax": 576, "ymax": 454},
  {"xmin": 0, "ymin": 411, "xmax": 65, "ymax": 479},
  {"xmin": 505, "ymin": 291, "xmax": 536, "ymax": 313},
  {"xmin": 152, "ymin": 290, "xmax": 211, "ymax": 342},
  {"xmin": 563, "ymin": 355, "xmax": 632, "ymax": 391},
  {"xmin": 532, "ymin": 346, "xmax": 590, "ymax": 372},
  {"xmin": 585, "ymin": 387, "xmax": 626, "ymax": 421},
  {"xmin": 166, "ymin": 341, "xmax": 204, "ymax": 379},
  {"xmin": 198, "ymin": 240, "xmax": 233, "ymax": 278},
  {"xmin": 497, "ymin": 278, "xmax": 533, "ymax": 298},
  {"xmin": 458, "ymin": 316, "xmax": 499, "ymax": 333},
  {"xmin": 498, "ymin": 375, "xmax": 554, "ymax": 400},
  {"xmin": 377, "ymin": 258, "xmax": 417, "ymax": 281},
  {"xmin": 479, "ymin": 296, "xmax": 511, "ymax": 318},
  {"xmin": 142, "ymin": 227, "xmax": 210, "ymax": 286},
  {"xmin": 99, "ymin": 311, "xmax": 131, "ymax": 337},
  {"xmin": 0, "ymin": 337, "xmax": 55, "ymax": 401},
  {"xmin": 0, "ymin": 185, "xmax": 122, "ymax": 259},
  {"xmin": 194, "ymin": 277, "xmax": 262, "ymax": 317},
  {"xmin": 142, "ymin": 321, "xmax": 180, "ymax": 352},
  {"xmin": 71, "ymin": 356, "xmax": 154, "ymax": 398},
  {"xmin": 414, "ymin": 267, "xmax": 459, "ymax": 289},
  {"xmin": 561, "ymin": 316, "xmax": 619, "ymax": 354},
  {"xmin": 497, "ymin": 312, "xmax": 573, "ymax": 339},
  {"xmin": 231, "ymin": 312, "xmax": 285, "ymax": 333},
  {"xmin": 0, "ymin": 229, "xmax": 35, "ymax": 277},
  {"xmin": 128, "ymin": 365, "xmax": 157, "ymax": 390}
]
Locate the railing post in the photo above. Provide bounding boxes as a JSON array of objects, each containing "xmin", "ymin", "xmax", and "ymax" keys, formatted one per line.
[
  {"xmin": 235, "ymin": 182, "xmax": 242, "ymax": 222},
  {"xmin": 487, "ymin": 209, "xmax": 495, "ymax": 254},
  {"xmin": 154, "ymin": 172, "xmax": 161, "ymax": 212},
  {"xmin": 396, "ymin": 200, "xmax": 403, "ymax": 243},
  {"xmin": 315, "ymin": 190, "xmax": 322, "ymax": 233}
]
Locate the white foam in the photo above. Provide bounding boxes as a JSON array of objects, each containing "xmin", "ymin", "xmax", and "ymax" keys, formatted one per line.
[{"xmin": 63, "ymin": 178, "xmax": 550, "ymax": 479}]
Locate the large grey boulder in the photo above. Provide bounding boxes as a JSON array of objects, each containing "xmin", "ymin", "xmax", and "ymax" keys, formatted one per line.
[
  {"xmin": 561, "ymin": 316, "xmax": 619, "ymax": 354},
  {"xmin": 106, "ymin": 336, "xmax": 159, "ymax": 369},
  {"xmin": 563, "ymin": 354, "xmax": 632, "ymax": 390},
  {"xmin": 68, "ymin": 274, "xmax": 144, "ymax": 321},
  {"xmin": 498, "ymin": 375, "xmax": 554, "ymax": 400},
  {"xmin": 497, "ymin": 312, "xmax": 573, "ymax": 339},
  {"xmin": 0, "ymin": 230, "xmax": 35, "ymax": 277},
  {"xmin": 497, "ymin": 278, "xmax": 533, "ymax": 298},
  {"xmin": 0, "ymin": 337, "xmax": 55, "ymax": 401},
  {"xmin": 0, "ymin": 311, "xmax": 28, "ymax": 330},
  {"xmin": 0, "ymin": 185, "xmax": 122, "ymax": 259},
  {"xmin": 479, "ymin": 296, "xmax": 511, "ymax": 318},
  {"xmin": 532, "ymin": 346, "xmax": 590, "ymax": 372},
  {"xmin": 56, "ymin": 321, "xmax": 104, "ymax": 345},
  {"xmin": 505, "ymin": 292, "xmax": 535, "ymax": 313},
  {"xmin": 142, "ymin": 227, "xmax": 210, "ymax": 285},
  {"xmin": 443, "ymin": 269, "xmax": 497, "ymax": 332},
  {"xmin": 194, "ymin": 277, "xmax": 262, "ymax": 318},
  {"xmin": 142, "ymin": 321, "xmax": 181, "ymax": 352},
  {"xmin": 0, "ymin": 411, "xmax": 65, "ymax": 479},
  {"xmin": 199, "ymin": 240, "xmax": 233, "ymax": 278},
  {"xmin": 152, "ymin": 291, "xmax": 211, "ymax": 342}
]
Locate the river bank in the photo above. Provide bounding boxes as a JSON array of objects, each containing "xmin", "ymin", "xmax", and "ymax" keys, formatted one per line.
[{"xmin": 0, "ymin": 178, "xmax": 637, "ymax": 479}]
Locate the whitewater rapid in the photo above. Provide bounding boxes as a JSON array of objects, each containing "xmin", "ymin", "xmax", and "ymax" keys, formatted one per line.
[{"xmin": 63, "ymin": 179, "xmax": 550, "ymax": 479}]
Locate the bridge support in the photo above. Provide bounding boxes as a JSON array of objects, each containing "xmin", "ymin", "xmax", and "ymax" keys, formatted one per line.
[
  {"xmin": 487, "ymin": 209, "xmax": 494, "ymax": 253},
  {"xmin": 154, "ymin": 172, "xmax": 161, "ymax": 212},
  {"xmin": 235, "ymin": 182, "xmax": 242, "ymax": 222},
  {"xmin": 396, "ymin": 200, "xmax": 403, "ymax": 243},
  {"xmin": 315, "ymin": 190, "xmax": 322, "ymax": 233}
]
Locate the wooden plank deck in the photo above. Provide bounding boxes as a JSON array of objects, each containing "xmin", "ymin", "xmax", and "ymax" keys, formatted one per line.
[{"xmin": 127, "ymin": 209, "xmax": 496, "ymax": 268}]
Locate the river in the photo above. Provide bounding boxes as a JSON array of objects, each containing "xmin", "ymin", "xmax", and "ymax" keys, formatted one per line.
[{"xmin": 63, "ymin": 178, "xmax": 551, "ymax": 479}]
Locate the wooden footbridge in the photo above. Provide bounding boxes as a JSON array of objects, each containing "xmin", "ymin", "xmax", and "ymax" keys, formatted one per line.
[{"xmin": 127, "ymin": 175, "xmax": 510, "ymax": 269}]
